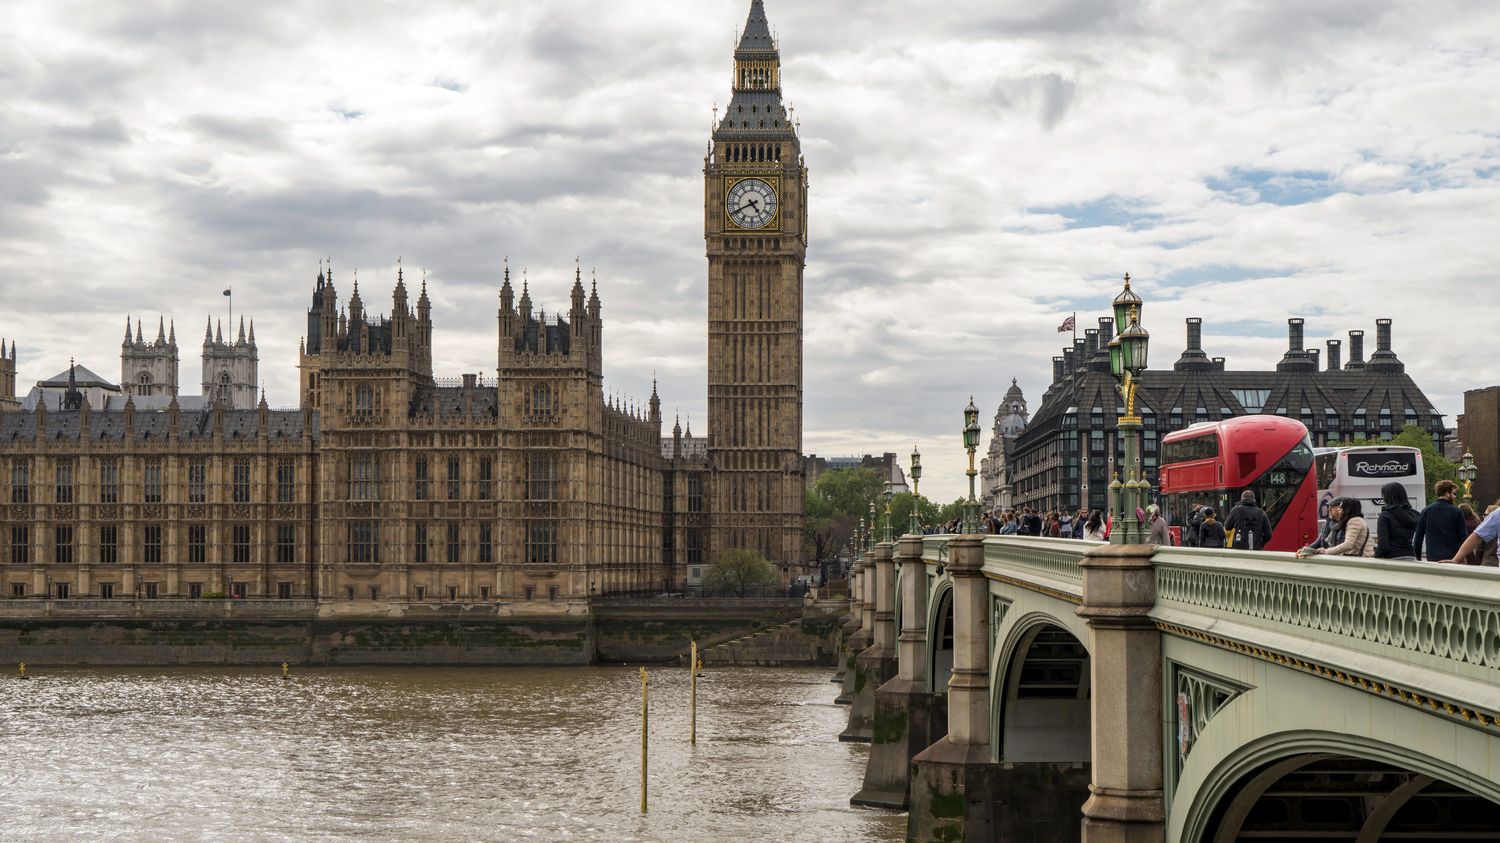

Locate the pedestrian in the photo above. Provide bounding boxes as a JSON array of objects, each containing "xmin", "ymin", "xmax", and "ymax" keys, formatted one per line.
[
  {"xmin": 998, "ymin": 512, "xmax": 1019, "ymax": 535},
  {"xmin": 1311, "ymin": 498, "xmax": 1372, "ymax": 557},
  {"xmin": 1147, "ymin": 504, "xmax": 1171, "ymax": 546},
  {"xmin": 1184, "ymin": 501, "xmax": 1207, "ymax": 547},
  {"xmin": 1299, "ymin": 502, "xmax": 1344, "ymax": 556},
  {"xmin": 1225, "ymin": 490, "xmax": 1273, "ymax": 551},
  {"xmin": 1026, "ymin": 508, "xmax": 1044, "ymax": 537},
  {"xmin": 1197, "ymin": 507, "xmax": 1227, "ymax": 548},
  {"xmin": 1373, "ymin": 481, "xmax": 1419, "ymax": 561},
  {"xmin": 1047, "ymin": 512, "xmax": 1062, "ymax": 537},
  {"xmin": 1440, "ymin": 501, "xmax": 1500, "ymax": 566},
  {"xmin": 1058, "ymin": 510, "xmax": 1073, "ymax": 537},
  {"xmin": 1413, "ymin": 480, "xmax": 1468, "ymax": 562},
  {"xmin": 1072, "ymin": 509, "xmax": 1087, "ymax": 539},
  {"xmin": 1457, "ymin": 503, "xmax": 1482, "ymax": 564},
  {"xmin": 1082, "ymin": 509, "xmax": 1106, "ymax": 542}
]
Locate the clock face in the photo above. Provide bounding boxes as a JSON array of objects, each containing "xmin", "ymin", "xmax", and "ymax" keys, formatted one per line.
[{"xmin": 726, "ymin": 178, "xmax": 778, "ymax": 230}]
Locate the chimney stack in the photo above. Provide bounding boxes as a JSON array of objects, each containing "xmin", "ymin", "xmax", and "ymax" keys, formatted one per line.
[
  {"xmin": 1098, "ymin": 317, "xmax": 1114, "ymax": 345},
  {"xmin": 1063, "ymin": 346, "xmax": 1076, "ymax": 374},
  {"xmin": 1175, "ymin": 317, "xmax": 1213, "ymax": 371},
  {"xmin": 1278, "ymin": 318, "xmax": 1316, "ymax": 372},
  {"xmin": 1346, "ymin": 330, "xmax": 1366, "ymax": 369},
  {"xmin": 1052, "ymin": 356, "xmax": 1065, "ymax": 383},
  {"xmin": 1084, "ymin": 328, "xmax": 1100, "ymax": 358},
  {"xmin": 1309, "ymin": 348, "xmax": 1320, "ymax": 370},
  {"xmin": 1326, "ymin": 339, "xmax": 1342, "ymax": 372},
  {"xmin": 1212, "ymin": 357, "xmax": 1226, "ymax": 371},
  {"xmin": 1368, "ymin": 318, "xmax": 1404, "ymax": 372}
]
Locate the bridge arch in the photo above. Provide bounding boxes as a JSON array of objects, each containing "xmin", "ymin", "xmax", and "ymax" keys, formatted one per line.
[
  {"xmin": 925, "ymin": 577, "xmax": 954, "ymax": 696},
  {"xmin": 1181, "ymin": 731, "xmax": 1500, "ymax": 842},
  {"xmin": 990, "ymin": 613, "xmax": 1091, "ymax": 764}
]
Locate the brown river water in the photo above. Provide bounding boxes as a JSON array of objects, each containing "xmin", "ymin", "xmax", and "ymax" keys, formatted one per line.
[{"xmin": 0, "ymin": 666, "xmax": 906, "ymax": 842}]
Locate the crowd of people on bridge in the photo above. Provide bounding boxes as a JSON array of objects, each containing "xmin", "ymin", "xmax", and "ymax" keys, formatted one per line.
[{"xmin": 918, "ymin": 480, "xmax": 1499, "ymax": 566}]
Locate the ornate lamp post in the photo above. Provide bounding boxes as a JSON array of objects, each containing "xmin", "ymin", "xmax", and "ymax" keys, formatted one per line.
[
  {"xmin": 909, "ymin": 446, "xmax": 923, "ymax": 536},
  {"xmin": 856, "ymin": 518, "xmax": 866, "ymax": 556},
  {"xmin": 963, "ymin": 397, "xmax": 981, "ymax": 534},
  {"xmin": 1106, "ymin": 273, "xmax": 1150, "ymax": 545},
  {"xmin": 868, "ymin": 501, "xmax": 878, "ymax": 550},
  {"xmin": 881, "ymin": 484, "xmax": 895, "ymax": 543},
  {"xmin": 1459, "ymin": 450, "xmax": 1477, "ymax": 507}
]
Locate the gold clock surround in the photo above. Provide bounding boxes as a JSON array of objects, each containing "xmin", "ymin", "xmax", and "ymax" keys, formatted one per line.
[{"xmin": 724, "ymin": 175, "xmax": 780, "ymax": 231}]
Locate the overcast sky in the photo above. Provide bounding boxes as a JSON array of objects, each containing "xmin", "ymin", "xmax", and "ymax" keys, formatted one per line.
[{"xmin": 3, "ymin": 0, "xmax": 1498, "ymax": 502}]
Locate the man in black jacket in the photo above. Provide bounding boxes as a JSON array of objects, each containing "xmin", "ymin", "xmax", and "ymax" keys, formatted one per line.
[
  {"xmin": 1414, "ymin": 480, "xmax": 1468, "ymax": 561},
  {"xmin": 1225, "ymin": 490, "xmax": 1273, "ymax": 550}
]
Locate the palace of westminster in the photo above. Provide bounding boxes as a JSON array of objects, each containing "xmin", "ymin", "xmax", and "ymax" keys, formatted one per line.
[{"xmin": 0, "ymin": 1, "xmax": 807, "ymax": 604}]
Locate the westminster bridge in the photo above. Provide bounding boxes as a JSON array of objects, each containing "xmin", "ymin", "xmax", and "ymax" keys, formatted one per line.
[{"xmin": 834, "ymin": 534, "xmax": 1500, "ymax": 841}]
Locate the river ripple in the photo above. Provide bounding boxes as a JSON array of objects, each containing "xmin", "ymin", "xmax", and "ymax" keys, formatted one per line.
[{"xmin": 0, "ymin": 666, "xmax": 905, "ymax": 842}]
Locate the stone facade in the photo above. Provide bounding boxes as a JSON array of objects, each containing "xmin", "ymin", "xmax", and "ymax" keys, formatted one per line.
[
  {"xmin": 0, "ymin": 340, "xmax": 16, "ymax": 413},
  {"xmin": 1462, "ymin": 386, "xmax": 1500, "ymax": 508},
  {"xmin": 0, "ymin": 0, "xmax": 806, "ymax": 606},
  {"xmin": 979, "ymin": 378, "xmax": 1028, "ymax": 512},
  {"xmin": 121, "ymin": 317, "xmax": 179, "ymax": 400}
]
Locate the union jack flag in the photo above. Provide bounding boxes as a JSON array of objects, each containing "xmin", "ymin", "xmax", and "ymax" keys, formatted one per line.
[{"xmin": 1056, "ymin": 315, "xmax": 1075, "ymax": 333}]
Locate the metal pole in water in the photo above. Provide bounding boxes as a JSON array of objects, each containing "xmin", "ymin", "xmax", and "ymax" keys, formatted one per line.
[
  {"xmin": 640, "ymin": 666, "xmax": 649, "ymax": 814},
  {"xmin": 281, "ymin": 662, "xmax": 290, "ymax": 680},
  {"xmin": 18, "ymin": 662, "xmax": 28, "ymax": 680},
  {"xmin": 690, "ymin": 640, "xmax": 698, "ymax": 745}
]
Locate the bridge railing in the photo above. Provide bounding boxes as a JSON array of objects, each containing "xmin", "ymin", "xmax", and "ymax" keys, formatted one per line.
[
  {"xmin": 981, "ymin": 535, "xmax": 1098, "ymax": 601},
  {"xmin": 1151, "ymin": 548, "xmax": 1500, "ymax": 723}
]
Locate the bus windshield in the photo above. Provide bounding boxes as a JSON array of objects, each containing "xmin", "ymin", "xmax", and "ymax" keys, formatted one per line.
[{"xmin": 1243, "ymin": 438, "xmax": 1314, "ymax": 529}]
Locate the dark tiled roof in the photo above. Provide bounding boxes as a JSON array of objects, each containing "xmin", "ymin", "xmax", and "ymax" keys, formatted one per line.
[{"xmin": 0, "ymin": 409, "xmax": 316, "ymax": 442}]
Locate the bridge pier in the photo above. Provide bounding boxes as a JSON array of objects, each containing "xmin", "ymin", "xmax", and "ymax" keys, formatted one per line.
[
  {"xmin": 908, "ymin": 535, "xmax": 1007, "ymax": 841},
  {"xmin": 852, "ymin": 535, "xmax": 939, "ymax": 807},
  {"xmin": 835, "ymin": 552, "xmax": 873, "ymax": 707},
  {"xmin": 1077, "ymin": 544, "xmax": 1164, "ymax": 843},
  {"xmin": 841, "ymin": 543, "xmax": 897, "ymax": 743},
  {"xmin": 831, "ymin": 556, "xmax": 860, "ymax": 689}
]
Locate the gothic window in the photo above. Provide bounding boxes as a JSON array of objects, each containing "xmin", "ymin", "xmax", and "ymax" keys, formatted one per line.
[
  {"xmin": 446, "ymin": 522, "xmax": 460, "ymax": 564},
  {"xmin": 9, "ymin": 526, "xmax": 29, "ymax": 565},
  {"xmin": 11, "ymin": 460, "xmax": 30, "ymax": 504},
  {"xmin": 276, "ymin": 461, "xmax": 295, "ymax": 503},
  {"xmin": 350, "ymin": 453, "xmax": 380, "ymax": 501},
  {"xmin": 527, "ymin": 382, "xmax": 554, "ymax": 421},
  {"xmin": 414, "ymin": 524, "xmax": 428, "ymax": 564},
  {"xmin": 446, "ymin": 456, "xmax": 460, "ymax": 500},
  {"xmin": 99, "ymin": 460, "xmax": 119, "ymax": 504},
  {"xmin": 55, "ymin": 459, "xmax": 74, "ymax": 504},
  {"xmin": 414, "ymin": 456, "xmax": 430, "ymax": 501},
  {"xmin": 187, "ymin": 525, "xmax": 205, "ymax": 564},
  {"xmin": 348, "ymin": 521, "xmax": 379, "ymax": 565},
  {"xmin": 187, "ymin": 460, "xmax": 206, "ymax": 503},
  {"xmin": 479, "ymin": 524, "xmax": 493, "ymax": 564},
  {"xmin": 144, "ymin": 460, "xmax": 164, "ymax": 504},
  {"xmin": 231, "ymin": 460, "xmax": 250, "ymax": 503},
  {"xmin": 276, "ymin": 524, "xmax": 295, "ymax": 564},
  {"xmin": 138, "ymin": 371, "xmax": 152, "ymax": 389},
  {"xmin": 527, "ymin": 452, "xmax": 557, "ymax": 500},
  {"xmin": 54, "ymin": 526, "xmax": 73, "ymax": 565},
  {"xmin": 216, "ymin": 371, "xmax": 232, "ymax": 403},
  {"xmin": 355, "ymin": 384, "xmax": 373, "ymax": 416},
  {"xmin": 526, "ymin": 521, "xmax": 557, "ymax": 565},
  {"xmin": 232, "ymin": 524, "xmax": 250, "ymax": 564},
  {"xmin": 144, "ymin": 524, "xmax": 162, "ymax": 564},
  {"xmin": 478, "ymin": 457, "xmax": 493, "ymax": 501},
  {"xmin": 99, "ymin": 525, "xmax": 118, "ymax": 565}
]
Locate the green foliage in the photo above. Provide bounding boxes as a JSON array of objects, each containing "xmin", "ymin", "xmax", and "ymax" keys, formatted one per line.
[
  {"xmin": 935, "ymin": 498, "xmax": 968, "ymax": 526},
  {"xmin": 1346, "ymin": 424, "xmax": 1456, "ymax": 500},
  {"xmin": 703, "ymin": 548, "xmax": 778, "ymax": 597},
  {"xmin": 804, "ymin": 467, "xmax": 887, "ymax": 560},
  {"xmin": 888, "ymin": 492, "xmax": 940, "ymax": 534}
]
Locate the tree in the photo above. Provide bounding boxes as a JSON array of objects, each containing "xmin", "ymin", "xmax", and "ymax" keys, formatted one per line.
[
  {"xmin": 1347, "ymin": 424, "xmax": 1456, "ymax": 501},
  {"xmin": 888, "ymin": 492, "xmax": 941, "ymax": 534},
  {"xmin": 935, "ymin": 497, "xmax": 968, "ymax": 526},
  {"xmin": 703, "ymin": 548, "xmax": 777, "ymax": 597},
  {"xmin": 804, "ymin": 467, "xmax": 887, "ymax": 561}
]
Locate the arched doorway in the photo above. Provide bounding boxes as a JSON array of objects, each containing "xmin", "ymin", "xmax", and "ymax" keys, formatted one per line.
[{"xmin": 1204, "ymin": 754, "xmax": 1500, "ymax": 841}]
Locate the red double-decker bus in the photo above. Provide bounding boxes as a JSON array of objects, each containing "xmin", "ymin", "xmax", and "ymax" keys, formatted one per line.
[{"xmin": 1159, "ymin": 416, "xmax": 1317, "ymax": 552}]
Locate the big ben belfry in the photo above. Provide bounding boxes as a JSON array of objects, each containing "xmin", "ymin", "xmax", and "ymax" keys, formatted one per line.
[{"xmin": 706, "ymin": 0, "xmax": 807, "ymax": 568}]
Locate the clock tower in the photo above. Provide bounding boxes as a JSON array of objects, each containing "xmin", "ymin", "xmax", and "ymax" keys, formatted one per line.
[{"xmin": 706, "ymin": 0, "xmax": 807, "ymax": 568}]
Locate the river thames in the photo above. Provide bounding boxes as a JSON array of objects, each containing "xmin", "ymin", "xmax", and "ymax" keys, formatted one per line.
[{"xmin": 0, "ymin": 665, "xmax": 905, "ymax": 842}]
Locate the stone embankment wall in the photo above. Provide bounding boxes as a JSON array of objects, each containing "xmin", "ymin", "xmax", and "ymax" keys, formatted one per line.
[
  {"xmin": 700, "ymin": 602, "xmax": 844, "ymax": 667},
  {"xmin": 0, "ymin": 598, "xmax": 805, "ymax": 666}
]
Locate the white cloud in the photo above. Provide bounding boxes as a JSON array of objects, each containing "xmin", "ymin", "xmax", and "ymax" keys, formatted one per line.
[{"xmin": 1, "ymin": 0, "xmax": 1498, "ymax": 503}]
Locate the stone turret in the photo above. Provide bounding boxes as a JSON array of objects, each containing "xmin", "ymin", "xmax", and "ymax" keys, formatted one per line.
[
  {"xmin": 0, "ymin": 338, "xmax": 17, "ymax": 412},
  {"xmin": 121, "ymin": 314, "xmax": 180, "ymax": 399}
]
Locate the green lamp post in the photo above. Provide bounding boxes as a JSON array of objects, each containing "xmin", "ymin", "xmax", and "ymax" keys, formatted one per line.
[
  {"xmin": 963, "ymin": 397, "xmax": 981, "ymax": 534},
  {"xmin": 909, "ymin": 446, "xmax": 923, "ymax": 536},
  {"xmin": 856, "ymin": 518, "xmax": 865, "ymax": 557},
  {"xmin": 1459, "ymin": 450, "xmax": 1477, "ymax": 507},
  {"xmin": 868, "ymin": 501, "xmax": 878, "ymax": 550},
  {"xmin": 1107, "ymin": 273, "xmax": 1151, "ymax": 545},
  {"xmin": 882, "ymin": 484, "xmax": 895, "ymax": 544}
]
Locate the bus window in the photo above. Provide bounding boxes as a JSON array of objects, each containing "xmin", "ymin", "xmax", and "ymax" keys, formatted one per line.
[
  {"xmin": 1243, "ymin": 439, "xmax": 1314, "ymax": 529},
  {"xmin": 1315, "ymin": 452, "xmax": 1338, "ymax": 492}
]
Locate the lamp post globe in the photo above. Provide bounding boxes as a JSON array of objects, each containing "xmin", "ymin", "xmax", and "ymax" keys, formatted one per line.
[
  {"xmin": 909, "ymin": 446, "xmax": 923, "ymax": 535},
  {"xmin": 1109, "ymin": 273, "xmax": 1150, "ymax": 545},
  {"xmin": 963, "ymin": 397, "xmax": 981, "ymax": 534},
  {"xmin": 1459, "ymin": 451, "xmax": 1477, "ymax": 506}
]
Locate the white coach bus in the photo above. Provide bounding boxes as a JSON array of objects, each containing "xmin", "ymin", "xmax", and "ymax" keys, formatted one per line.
[{"xmin": 1312, "ymin": 445, "xmax": 1426, "ymax": 523}]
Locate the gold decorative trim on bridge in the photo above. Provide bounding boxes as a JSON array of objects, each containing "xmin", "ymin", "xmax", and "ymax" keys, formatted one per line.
[
  {"xmin": 1157, "ymin": 621, "xmax": 1500, "ymax": 734},
  {"xmin": 984, "ymin": 572, "xmax": 1082, "ymax": 605}
]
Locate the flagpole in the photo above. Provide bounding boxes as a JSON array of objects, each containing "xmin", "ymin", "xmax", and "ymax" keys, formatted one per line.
[{"xmin": 1072, "ymin": 311, "xmax": 1077, "ymax": 345}]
